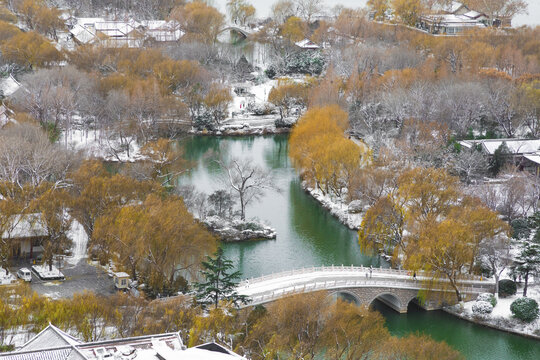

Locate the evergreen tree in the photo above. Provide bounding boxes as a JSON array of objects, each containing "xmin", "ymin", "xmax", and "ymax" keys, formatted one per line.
[
  {"xmin": 194, "ymin": 247, "xmax": 249, "ymax": 308},
  {"xmin": 489, "ymin": 142, "xmax": 509, "ymax": 176},
  {"xmin": 513, "ymin": 240, "xmax": 540, "ymax": 297}
]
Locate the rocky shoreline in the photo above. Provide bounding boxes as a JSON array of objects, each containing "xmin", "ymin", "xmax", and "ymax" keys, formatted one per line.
[{"xmin": 203, "ymin": 216, "xmax": 277, "ymax": 242}]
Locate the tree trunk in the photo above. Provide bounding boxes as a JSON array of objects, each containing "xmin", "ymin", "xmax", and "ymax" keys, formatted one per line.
[
  {"xmin": 240, "ymin": 194, "xmax": 245, "ymax": 221},
  {"xmin": 494, "ymin": 273, "xmax": 500, "ymax": 299},
  {"xmin": 523, "ymin": 271, "xmax": 529, "ymax": 297},
  {"xmin": 449, "ymin": 277, "xmax": 462, "ymax": 303}
]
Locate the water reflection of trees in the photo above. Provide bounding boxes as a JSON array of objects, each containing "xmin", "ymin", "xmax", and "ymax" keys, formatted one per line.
[
  {"xmin": 180, "ymin": 136, "xmax": 223, "ymax": 161},
  {"xmin": 264, "ymin": 134, "xmax": 290, "ymax": 169},
  {"xmin": 288, "ymin": 180, "xmax": 380, "ymax": 267}
]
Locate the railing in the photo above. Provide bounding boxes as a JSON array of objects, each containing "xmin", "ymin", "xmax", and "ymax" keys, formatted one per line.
[
  {"xmin": 238, "ymin": 265, "xmax": 494, "ymax": 307},
  {"xmin": 242, "ymin": 277, "xmax": 494, "ymax": 307},
  {"xmin": 241, "ymin": 264, "xmax": 488, "ymax": 285}
]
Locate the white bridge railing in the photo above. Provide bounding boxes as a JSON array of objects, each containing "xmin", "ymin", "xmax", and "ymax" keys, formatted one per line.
[
  {"xmin": 238, "ymin": 265, "xmax": 494, "ymax": 307},
  {"xmin": 241, "ymin": 264, "xmax": 487, "ymax": 285}
]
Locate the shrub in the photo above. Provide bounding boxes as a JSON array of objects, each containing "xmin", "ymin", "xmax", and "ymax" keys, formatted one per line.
[
  {"xmin": 499, "ymin": 279, "xmax": 517, "ymax": 297},
  {"xmin": 477, "ymin": 293, "xmax": 497, "ymax": 307},
  {"xmin": 265, "ymin": 67, "xmax": 276, "ymax": 79},
  {"xmin": 510, "ymin": 297, "xmax": 539, "ymax": 322},
  {"xmin": 472, "ymin": 301, "xmax": 493, "ymax": 315}
]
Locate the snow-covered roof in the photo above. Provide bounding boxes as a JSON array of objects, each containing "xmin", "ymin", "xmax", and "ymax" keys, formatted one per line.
[
  {"xmin": 295, "ymin": 38, "xmax": 320, "ymax": 49},
  {"xmin": 460, "ymin": 139, "xmax": 540, "ymax": 155},
  {"xmin": 463, "ymin": 10, "xmax": 486, "ymax": 19},
  {"xmin": 115, "ymin": 272, "xmax": 130, "ymax": 278},
  {"xmin": 0, "ymin": 104, "xmax": 15, "ymax": 128},
  {"xmin": 432, "ymin": 1, "xmax": 468, "ymax": 14},
  {"xmin": 2, "ymin": 327, "xmax": 244, "ymax": 360},
  {"xmin": 69, "ymin": 24, "xmax": 97, "ymax": 44},
  {"xmin": 524, "ymin": 154, "xmax": 540, "ymax": 165},
  {"xmin": 1, "ymin": 214, "xmax": 48, "ymax": 239},
  {"xmin": 0, "ymin": 75, "xmax": 21, "ymax": 97},
  {"xmin": 19, "ymin": 324, "xmax": 81, "ymax": 351}
]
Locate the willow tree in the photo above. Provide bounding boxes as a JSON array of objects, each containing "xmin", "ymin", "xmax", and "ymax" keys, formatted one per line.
[
  {"xmin": 289, "ymin": 105, "xmax": 371, "ymax": 199},
  {"xmin": 93, "ymin": 194, "xmax": 216, "ymax": 296}
]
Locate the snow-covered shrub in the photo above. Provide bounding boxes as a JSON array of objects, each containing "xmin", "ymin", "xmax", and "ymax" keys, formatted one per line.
[
  {"xmin": 477, "ymin": 293, "xmax": 497, "ymax": 307},
  {"xmin": 248, "ymin": 101, "xmax": 274, "ymax": 116},
  {"xmin": 472, "ymin": 301, "xmax": 493, "ymax": 315},
  {"xmin": 510, "ymin": 297, "xmax": 539, "ymax": 322},
  {"xmin": 284, "ymin": 51, "xmax": 325, "ymax": 76},
  {"xmin": 499, "ymin": 279, "xmax": 517, "ymax": 297}
]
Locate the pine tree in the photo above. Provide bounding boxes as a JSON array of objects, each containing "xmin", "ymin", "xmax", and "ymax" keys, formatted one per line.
[
  {"xmin": 513, "ymin": 240, "xmax": 540, "ymax": 297},
  {"xmin": 194, "ymin": 247, "xmax": 249, "ymax": 309}
]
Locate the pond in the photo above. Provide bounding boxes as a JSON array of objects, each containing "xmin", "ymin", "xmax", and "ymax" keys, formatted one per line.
[{"xmin": 179, "ymin": 134, "xmax": 540, "ymax": 360}]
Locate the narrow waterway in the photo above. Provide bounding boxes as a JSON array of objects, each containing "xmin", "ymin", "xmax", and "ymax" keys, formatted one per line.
[{"xmin": 179, "ymin": 135, "xmax": 540, "ymax": 360}]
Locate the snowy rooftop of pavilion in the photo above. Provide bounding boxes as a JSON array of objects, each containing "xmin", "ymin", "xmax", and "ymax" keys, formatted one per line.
[
  {"xmin": 1, "ymin": 325, "xmax": 244, "ymax": 360},
  {"xmin": 431, "ymin": 1, "xmax": 468, "ymax": 14},
  {"xmin": 1, "ymin": 214, "xmax": 47, "ymax": 239},
  {"xmin": 459, "ymin": 138, "xmax": 540, "ymax": 155},
  {"xmin": 295, "ymin": 38, "xmax": 320, "ymax": 49}
]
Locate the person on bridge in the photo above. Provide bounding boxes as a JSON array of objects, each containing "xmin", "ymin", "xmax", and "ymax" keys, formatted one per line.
[
  {"xmin": 369, "ymin": 265, "xmax": 373, "ymax": 278},
  {"xmin": 413, "ymin": 272, "xmax": 417, "ymax": 281}
]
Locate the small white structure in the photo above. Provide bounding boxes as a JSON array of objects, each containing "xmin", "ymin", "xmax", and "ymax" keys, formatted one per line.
[{"xmin": 114, "ymin": 272, "xmax": 130, "ymax": 290}]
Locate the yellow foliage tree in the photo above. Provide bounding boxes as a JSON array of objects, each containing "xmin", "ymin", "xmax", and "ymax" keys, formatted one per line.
[
  {"xmin": 280, "ymin": 16, "xmax": 306, "ymax": 44},
  {"xmin": 391, "ymin": 0, "xmax": 424, "ymax": 26},
  {"xmin": 368, "ymin": 0, "xmax": 390, "ymax": 21},
  {"xmin": 289, "ymin": 106, "xmax": 371, "ymax": 199},
  {"xmin": 268, "ymin": 79, "xmax": 310, "ymax": 120},
  {"xmin": 0, "ymin": 31, "xmax": 63, "ymax": 69},
  {"xmin": 170, "ymin": 0, "xmax": 225, "ymax": 44}
]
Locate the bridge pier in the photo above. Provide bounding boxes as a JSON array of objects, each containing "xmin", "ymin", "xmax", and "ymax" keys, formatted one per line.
[{"xmin": 376, "ymin": 293, "xmax": 409, "ymax": 313}]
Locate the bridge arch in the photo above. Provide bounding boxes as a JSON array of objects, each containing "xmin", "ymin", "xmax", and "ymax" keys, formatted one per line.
[
  {"xmin": 330, "ymin": 290, "xmax": 361, "ymax": 306},
  {"xmin": 369, "ymin": 293, "xmax": 404, "ymax": 313}
]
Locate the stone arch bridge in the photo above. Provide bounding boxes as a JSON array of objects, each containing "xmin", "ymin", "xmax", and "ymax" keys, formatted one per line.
[{"xmin": 237, "ymin": 265, "xmax": 495, "ymax": 313}]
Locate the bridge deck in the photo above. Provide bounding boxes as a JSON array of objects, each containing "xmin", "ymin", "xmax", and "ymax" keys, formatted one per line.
[{"xmin": 237, "ymin": 265, "xmax": 494, "ymax": 307}]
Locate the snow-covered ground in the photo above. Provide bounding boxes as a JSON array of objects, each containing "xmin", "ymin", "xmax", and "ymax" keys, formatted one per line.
[
  {"xmin": 451, "ymin": 283, "xmax": 540, "ymax": 338},
  {"xmin": 304, "ymin": 183, "xmax": 363, "ymax": 230},
  {"xmin": 0, "ymin": 270, "xmax": 17, "ymax": 285},
  {"xmin": 66, "ymin": 220, "xmax": 89, "ymax": 266},
  {"xmin": 62, "ymin": 128, "xmax": 144, "ymax": 162},
  {"xmin": 32, "ymin": 265, "xmax": 65, "ymax": 280}
]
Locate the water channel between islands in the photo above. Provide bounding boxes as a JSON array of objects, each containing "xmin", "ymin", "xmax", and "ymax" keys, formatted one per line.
[{"xmin": 178, "ymin": 134, "xmax": 540, "ymax": 360}]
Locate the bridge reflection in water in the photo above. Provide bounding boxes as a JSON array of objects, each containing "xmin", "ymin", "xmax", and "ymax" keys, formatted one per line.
[{"xmin": 237, "ymin": 265, "xmax": 495, "ymax": 313}]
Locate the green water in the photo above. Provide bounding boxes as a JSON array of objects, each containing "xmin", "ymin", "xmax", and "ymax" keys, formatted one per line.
[{"xmin": 179, "ymin": 135, "xmax": 540, "ymax": 360}]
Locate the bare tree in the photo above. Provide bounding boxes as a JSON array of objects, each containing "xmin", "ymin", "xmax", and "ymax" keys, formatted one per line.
[
  {"xmin": 479, "ymin": 235, "xmax": 512, "ymax": 298},
  {"xmin": 219, "ymin": 158, "xmax": 275, "ymax": 221},
  {"xmin": 448, "ymin": 149, "xmax": 489, "ymax": 184},
  {"xmin": 0, "ymin": 124, "xmax": 76, "ymax": 189},
  {"xmin": 294, "ymin": 0, "xmax": 323, "ymax": 23}
]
